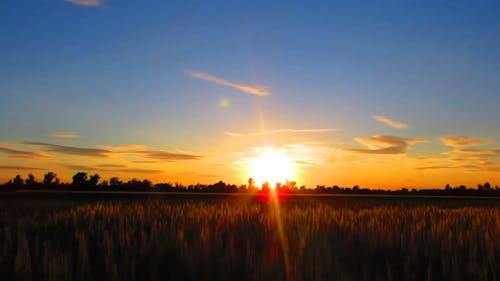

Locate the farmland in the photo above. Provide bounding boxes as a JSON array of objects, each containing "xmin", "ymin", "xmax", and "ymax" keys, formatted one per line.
[{"xmin": 0, "ymin": 193, "xmax": 499, "ymax": 281}]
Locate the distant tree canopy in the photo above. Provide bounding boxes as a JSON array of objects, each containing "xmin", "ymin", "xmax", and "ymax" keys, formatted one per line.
[
  {"xmin": 13, "ymin": 175, "xmax": 23, "ymax": 186},
  {"xmin": 43, "ymin": 172, "xmax": 59, "ymax": 185},
  {"xmin": 71, "ymin": 172, "xmax": 100, "ymax": 188},
  {"xmin": 25, "ymin": 174, "xmax": 37, "ymax": 185},
  {"xmin": 72, "ymin": 172, "xmax": 88, "ymax": 188},
  {"xmin": 89, "ymin": 174, "xmax": 100, "ymax": 186},
  {"xmin": 1, "ymin": 172, "xmax": 499, "ymax": 196}
]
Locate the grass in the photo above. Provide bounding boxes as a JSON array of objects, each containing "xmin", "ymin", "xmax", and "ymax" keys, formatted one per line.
[{"xmin": 0, "ymin": 195, "xmax": 499, "ymax": 281}]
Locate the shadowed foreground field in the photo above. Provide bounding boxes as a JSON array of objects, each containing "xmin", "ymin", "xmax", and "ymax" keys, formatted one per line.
[{"xmin": 0, "ymin": 195, "xmax": 499, "ymax": 281}]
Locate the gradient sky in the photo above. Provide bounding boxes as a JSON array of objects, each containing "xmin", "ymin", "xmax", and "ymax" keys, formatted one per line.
[{"xmin": 1, "ymin": 0, "xmax": 499, "ymax": 188}]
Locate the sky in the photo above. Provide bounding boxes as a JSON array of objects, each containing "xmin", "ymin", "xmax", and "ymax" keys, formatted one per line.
[{"xmin": 1, "ymin": 0, "xmax": 499, "ymax": 188}]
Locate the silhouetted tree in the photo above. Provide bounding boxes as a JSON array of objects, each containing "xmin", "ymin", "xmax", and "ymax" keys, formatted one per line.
[
  {"xmin": 110, "ymin": 177, "xmax": 122, "ymax": 186},
  {"xmin": 43, "ymin": 172, "xmax": 58, "ymax": 185},
  {"xmin": 261, "ymin": 182, "xmax": 270, "ymax": 192},
  {"xmin": 25, "ymin": 174, "xmax": 37, "ymax": 186},
  {"xmin": 123, "ymin": 178, "xmax": 152, "ymax": 191},
  {"xmin": 285, "ymin": 180, "xmax": 297, "ymax": 190},
  {"xmin": 72, "ymin": 172, "xmax": 88, "ymax": 188},
  {"xmin": 142, "ymin": 179, "xmax": 152, "ymax": 188},
  {"xmin": 248, "ymin": 178, "xmax": 255, "ymax": 189},
  {"xmin": 211, "ymin": 181, "xmax": 227, "ymax": 192},
  {"xmin": 88, "ymin": 174, "xmax": 100, "ymax": 187},
  {"xmin": 13, "ymin": 175, "xmax": 24, "ymax": 187}
]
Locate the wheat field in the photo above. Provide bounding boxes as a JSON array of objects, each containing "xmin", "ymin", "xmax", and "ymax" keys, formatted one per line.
[{"xmin": 0, "ymin": 197, "xmax": 499, "ymax": 281}]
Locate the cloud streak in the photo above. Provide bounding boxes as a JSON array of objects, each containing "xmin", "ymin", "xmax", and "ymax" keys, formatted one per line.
[
  {"xmin": 455, "ymin": 148, "xmax": 500, "ymax": 156},
  {"xmin": 114, "ymin": 168, "xmax": 163, "ymax": 174},
  {"xmin": 93, "ymin": 144, "xmax": 204, "ymax": 161},
  {"xmin": 233, "ymin": 142, "xmax": 333, "ymax": 171},
  {"xmin": 0, "ymin": 165, "xmax": 43, "ymax": 171},
  {"xmin": 373, "ymin": 115, "xmax": 408, "ymax": 129},
  {"xmin": 185, "ymin": 69, "xmax": 269, "ymax": 96},
  {"xmin": 440, "ymin": 135, "xmax": 485, "ymax": 147},
  {"xmin": 346, "ymin": 135, "xmax": 426, "ymax": 155},
  {"xmin": 47, "ymin": 131, "xmax": 79, "ymax": 139},
  {"xmin": 135, "ymin": 150, "xmax": 203, "ymax": 161},
  {"xmin": 24, "ymin": 142, "xmax": 110, "ymax": 157},
  {"xmin": 96, "ymin": 164, "xmax": 128, "ymax": 168},
  {"xmin": 0, "ymin": 147, "xmax": 49, "ymax": 159},
  {"xmin": 61, "ymin": 164, "xmax": 163, "ymax": 174},
  {"xmin": 225, "ymin": 128, "xmax": 336, "ymax": 137},
  {"xmin": 64, "ymin": 0, "xmax": 101, "ymax": 7},
  {"xmin": 415, "ymin": 165, "xmax": 455, "ymax": 170}
]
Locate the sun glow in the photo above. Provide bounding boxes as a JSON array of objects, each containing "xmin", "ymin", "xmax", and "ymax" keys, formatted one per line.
[{"xmin": 249, "ymin": 149, "xmax": 294, "ymax": 188}]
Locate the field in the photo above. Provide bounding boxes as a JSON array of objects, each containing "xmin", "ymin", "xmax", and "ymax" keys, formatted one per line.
[{"xmin": 0, "ymin": 193, "xmax": 499, "ymax": 281}]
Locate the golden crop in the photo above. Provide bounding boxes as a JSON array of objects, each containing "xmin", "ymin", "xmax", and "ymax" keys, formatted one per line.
[{"xmin": 0, "ymin": 199, "xmax": 499, "ymax": 281}]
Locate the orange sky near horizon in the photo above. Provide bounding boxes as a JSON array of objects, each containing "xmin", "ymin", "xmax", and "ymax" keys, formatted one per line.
[{"xmin": 1, "ymin": 1, "xmax": 499, "ymax": 189}]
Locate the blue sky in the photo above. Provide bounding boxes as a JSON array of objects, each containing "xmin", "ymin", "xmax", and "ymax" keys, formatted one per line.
[{"xmin": 1, "ymin": 0, "xmax": 499, "ymax": 187}]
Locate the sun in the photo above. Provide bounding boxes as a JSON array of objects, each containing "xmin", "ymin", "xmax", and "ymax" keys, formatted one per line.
[{"xmin": 249, "ymin": 149, "xmax": 294, "ymax": 188}]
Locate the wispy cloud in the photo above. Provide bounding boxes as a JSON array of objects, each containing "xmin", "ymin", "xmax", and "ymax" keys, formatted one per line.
[
  {"xmin": 0, "ymin": 165, "xmax": 43, "ymax": 170},
  {"xmin": 225, "ymin": 128, "xmax": 336, "ymax": 137},
  {"xmin": 283, "ymin": 143, "xmax": 336, "ymax": 166},
  {"xmin": 185, "ymin": 69, "xmax": 269, "ymax": 96},
  {"xmin": 96, "ymin": 164, "xmax": 127, "ymax": 168},
  {"xmin": 440, "ymin": 135, "xmax": 485, "ymax": 147},
  {"xmin": 47, "ymin": 131, "xmax": 79, "ymax": 139},
  {"xmin": 455, "ymin": 148, "xmax": 500, "ymax": 156},
  {"xmin": 61, "ymin": 164, "xmax": 163, "ymax": 174},
  {"xmin": 113, "ymin": 168, "xmax": 163, "ymax": 174},
  {"xmin": 0, "ymin": 147, "xmax": 49, "ymax": 159},
  {"xmin": 99, "ymin": 144, "xmax": 204, "ymax": 161},
  {"xmin": 64, "ymin": 0, "xmax": 101, "ymax": 7},
  {"xmin": 132, "ymin": 160, "xmax": 158, "ymax": 164},
  {"xmin": 24, "ymin": 142, "xmax": 110, "ymax": 157},
  {"xmin": 136, "ymin": 150, "xmax": 203, "ymax": 161},
  {"xmin": 415, "ymin": 165, "xmax": 455, "ymax": 170},
  {"xmin": 232, "ymin": 142, "xmax": 333, "ymax": 171},
  {"xmin": 198, "ymin": 174, "xmax": 219, "ymax": 178},
  {"xmin": 373, "ymin": 115, "xmax": 409, "ymax": 129},
  {"xmin": 346, "ymin": 135, "xmax": 426, "ymax": 155},
  {"xmin": 63, "ymin": 164, "xmax": 94, "ymax": 171}
]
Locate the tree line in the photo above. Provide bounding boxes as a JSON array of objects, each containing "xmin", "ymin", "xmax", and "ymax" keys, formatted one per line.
[{"xmin": 1, "ymin": 171, "xmax": 499, "ymax": 196}]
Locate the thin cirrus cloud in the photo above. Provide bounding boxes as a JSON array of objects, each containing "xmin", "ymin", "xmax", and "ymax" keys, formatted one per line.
[
  {"xmin": 64, "ymin": 0, "xmax": 101, "ymax": 7},
  {"xmin": 62, "ymin": 164, "xmax": 163, "ymax": 174},
  {"xmin": 47, "ymin": 131, "xmax": 79, "ymax": 139},
  {"xmin": 440, "ymin": 135, "xmax": 499, "ymax": 157},
  {"xmin": 232, "ymin": 142, "xmax": 332, "ymax": 170},
  {"xmin": 373, "ymin": 115, "xmax": 409, "ymax": 129},
  {"xmin": 63, "ymin": 164, "xmax": 95, "ymax": 171},
  {"xmin": 185, "ymin": 69, "xmax": 269, "ymax": 96},
  {"xmin": 96, "ymin": 164, "xmax": 128, "ymax": 168},
  {"xmin": 97, "ymin": 144, "xmax": 204, "ymax": 161},
  {"xmin": 135, "ymin": 150, "xmax": 203, "ymax": 161},
  {"xmin": 0, "ymin": 165, "xmax": 43, "ymax": 171},
  {"xmin": 24, "ymin": 142, "xmax": 110, "ymax": 157},
  {"xmin": 415, "ymin": 165, "xmax": 455, "ymax": 170},
  {"xmin": 0, "ymin": 147, "xmax": 49, "ymax": 159},
  {"xmin": 439, "ymin": 135, "xmax": 485, "ymax": 147},
  {"xmin": 225, "ymin": 128, "xmax": 336, "ymax": 137},
  {"xmin": 345, "ymin": 135, "xmax": 427, "ymax": 155},
  {"xmin": 456, "ymin": 148, "xmax": 500, "ymax": 156},
  {"xmin": 115, "ymin": 168, "xmax": 163, "ymax": 174}
]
